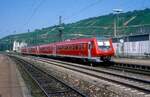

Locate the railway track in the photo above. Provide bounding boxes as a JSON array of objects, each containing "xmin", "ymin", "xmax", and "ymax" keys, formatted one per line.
[
  {"xmin": 11, "ymin": 56, "xmax": 87, "ymax": 97},
  {"xmin": 108, "ymin": 62, "xmax": 150, "ymax": 76},
  {"xmin": 28, "ymin": 56, "xmax": 150, "ymax": 94}
]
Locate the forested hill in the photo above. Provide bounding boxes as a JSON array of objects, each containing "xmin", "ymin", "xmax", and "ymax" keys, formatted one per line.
[{"xmin": 0, "ymin": 8, "xmax": 150, "ymax": 51}]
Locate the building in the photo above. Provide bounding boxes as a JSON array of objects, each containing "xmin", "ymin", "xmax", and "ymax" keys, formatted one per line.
[
  {"xmin": 112, "ymin": 34, "xmax": 150, "ymax": 58},
  {"xmin": 13, "ymin": 41, "xmax": 27, "ymax": 52}
]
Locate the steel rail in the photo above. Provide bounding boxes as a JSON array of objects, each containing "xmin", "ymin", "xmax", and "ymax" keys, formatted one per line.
[
  {"xmin": 33, "ymin": 57, "xmax": 150, "ymax": 94},
  {"xmin": 11, "ymin": 56, "xmax": 87, "ymax": 97},
  {"xmin": 109, "ymin": 61, "xmax": 150, "ymax": 76},
  {"xmin": 36, "ymin": 58, "xmax": 150, "ymax": 83}
]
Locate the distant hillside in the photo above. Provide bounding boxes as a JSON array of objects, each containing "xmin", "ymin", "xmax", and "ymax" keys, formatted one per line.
[{"xmin": 0, "ymin": 8, "xmax": 150, "ymax": 51}]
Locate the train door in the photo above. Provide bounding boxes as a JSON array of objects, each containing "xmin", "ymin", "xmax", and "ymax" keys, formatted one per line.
[
  {"xmin": 88, "ymin": 42, "xmax": 92, "ymax": 59},
  {"xmin": 53, "ymin": 45, "xmax": 56, "ymax": 56},
  {"xmin": 36, "ymin": 46, "xmax": 39, "ymax": 55}
]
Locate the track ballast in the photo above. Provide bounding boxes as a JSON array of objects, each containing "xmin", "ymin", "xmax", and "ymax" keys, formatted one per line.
[{"xmin": 11, "ymin": 56, "xmax": 87, "ymax": 97}]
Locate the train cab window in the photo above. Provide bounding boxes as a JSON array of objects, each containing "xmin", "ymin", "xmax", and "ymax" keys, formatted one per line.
[{"xmin": 98, "ymin": 41, "xmax": 110, "ymax": 50}]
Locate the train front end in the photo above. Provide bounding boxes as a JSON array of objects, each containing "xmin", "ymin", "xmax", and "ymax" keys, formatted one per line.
[{"xmin": 96, "ymin": 38, "xmax": 114, "ymax": 61}]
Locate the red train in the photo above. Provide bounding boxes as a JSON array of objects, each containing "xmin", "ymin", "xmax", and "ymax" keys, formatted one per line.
[{"xmin": 21, "ymin": 37, "xmax": 114, "ymax": 62}]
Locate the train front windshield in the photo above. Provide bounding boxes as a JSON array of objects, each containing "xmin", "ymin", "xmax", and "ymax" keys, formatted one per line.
[{"xmin": 97, "ymin": 41, "xmax": 110, "ymax": 50}]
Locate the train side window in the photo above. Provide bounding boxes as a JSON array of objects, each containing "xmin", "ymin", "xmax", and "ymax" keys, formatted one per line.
[
  {"xmin": 65, "ymin": 46, "xmax": 67, "ymax": 50},
  {"xmin": 68, "ymin": 46, "xmax": 69, "ymax": 50},
  {"xmin": 66, "ymin": 46, "xmax": 68, "ymax": 50},
  {"xmin": 73, "ymin": 45, "xmax": 75, "ymax": 50},
  {"xmin": 69, "ymin": 45, "xmax": 70, "ymax": 50},
  {"xmin": 67, "ymin": 45, "xmax": 69, "ymax": 50},
  {"xmin": 72, "ymin": 45, "xmax": 73, "ymax": 50},
  {"xmin": 78, "ymin": 45, "xmax": 80, "ymax": 50},
  {"xmin": 61, "ymin": 46, "xmax": 63, "ymax": 50},
  {"xmin": 59, "ymin": 46, "xmax": 60, "ymax": 50},
  {"xmin": 73, "ymin": 45, "xmax": 74, "ymax": 50},
  {"xmin": 65, "ymin": 46, "xmax": 66, "ymax": 50},
  {"xmin": 83, "ymin": 43, "xmax": 86, "ymax": 49},
  {"xmin": 76, "ymin": 45, "xmax": 78, "ymax": 50},
  {"xmin": 75, "ymin": 45, "xmax": 77, "ymax": 50},
  {"xmin": 78, "ymin": 45, "xmax": 81, "ymax": 50},
  {"xmin": 81, "ymin": 44, "xmax": 83, "ymax": 49},
  {"xmin": 69, "ymin": 45, "xmax": 71, "ymax": 50},
  {"xmin": 80, "ymin": 44, "xmax": 82, "ymax": 50},
  {"xmin": 70, "ymin": 45, "xmax": 72, "ymax": 50},
  {"xmin": 60, "ymin": 46, "xmax": 62, "ymax": 50},
  {"xmin": 64, "ymin": 46, "xmax": 65, "ymax": 50}
]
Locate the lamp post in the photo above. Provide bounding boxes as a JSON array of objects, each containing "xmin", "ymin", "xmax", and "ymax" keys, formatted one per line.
[{"xmin": 113, "ymin": 9, "xmax": 123, "ymax": 37}]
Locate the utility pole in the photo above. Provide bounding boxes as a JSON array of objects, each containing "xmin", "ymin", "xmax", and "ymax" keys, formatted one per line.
[
  {"xmin": 114, "ymin": 17, "xmax": 117, "ymax": 37},
  {"xmin": 113, "ymin": 9, "xmax": 123, "ymax": 37},
  {"xmin": 59, "ymin": 16, "xmax": 62, "ymax": 25},
  {"xmin": 58, "ymin": 16, "xmax": 64, "ymax": 41},
  {"xmin": 28, "ymin": 29, "xmax": 30, "ymax": 33}
]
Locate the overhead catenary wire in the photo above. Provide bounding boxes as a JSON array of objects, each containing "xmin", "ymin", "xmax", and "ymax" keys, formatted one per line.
[
  {"xmin": 24, "ymin": 0, "xmax": 46, "ymax": 28},
  {"xmin": 61, "ymin": 0, "xmax": 104, "ymax": 37},
  {"xmin": 62, "ymin": 0, "xmax": 103, "ymax": 22},
  {"xmin": 18, "ymin": 0, "xmax": 46, "ymax": 32}
]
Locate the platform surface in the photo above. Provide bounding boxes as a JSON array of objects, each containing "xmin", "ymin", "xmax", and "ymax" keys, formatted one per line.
[
  {"xmin": 0, "ymin": 54, "xmax": 23, "ymax": 97},
  {"xmin": 113, "ymin": 57, "xmax": 150, "ymax": 66}
]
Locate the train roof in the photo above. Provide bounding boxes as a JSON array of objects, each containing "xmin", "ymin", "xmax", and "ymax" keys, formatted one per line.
[
  {"xmin": 55, "ymin": 37, "xmax": 96, "ymax": 45},
  {"xmin": 21, "ymin": 37, "xmax": 112, "ymax": 49}
]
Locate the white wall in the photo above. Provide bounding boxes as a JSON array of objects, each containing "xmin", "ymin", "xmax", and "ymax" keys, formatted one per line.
[{"xmin": 113, "ymin": 41, "xmax": 150, "ymax": 57}]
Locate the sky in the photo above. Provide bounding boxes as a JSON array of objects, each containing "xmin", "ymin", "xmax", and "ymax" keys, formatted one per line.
[{"xmin": 0, "ymin": 0, "xmax": 150, "ymax": 38}]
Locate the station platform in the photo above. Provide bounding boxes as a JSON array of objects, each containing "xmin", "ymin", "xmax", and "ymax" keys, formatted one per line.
[
  {"xmin": 112, "ymin": 57, "xmax": 150, "ymax": 66},
  {"xmin": 0, "ymin": 54, "xmax": 26, "ymax": 97}
]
